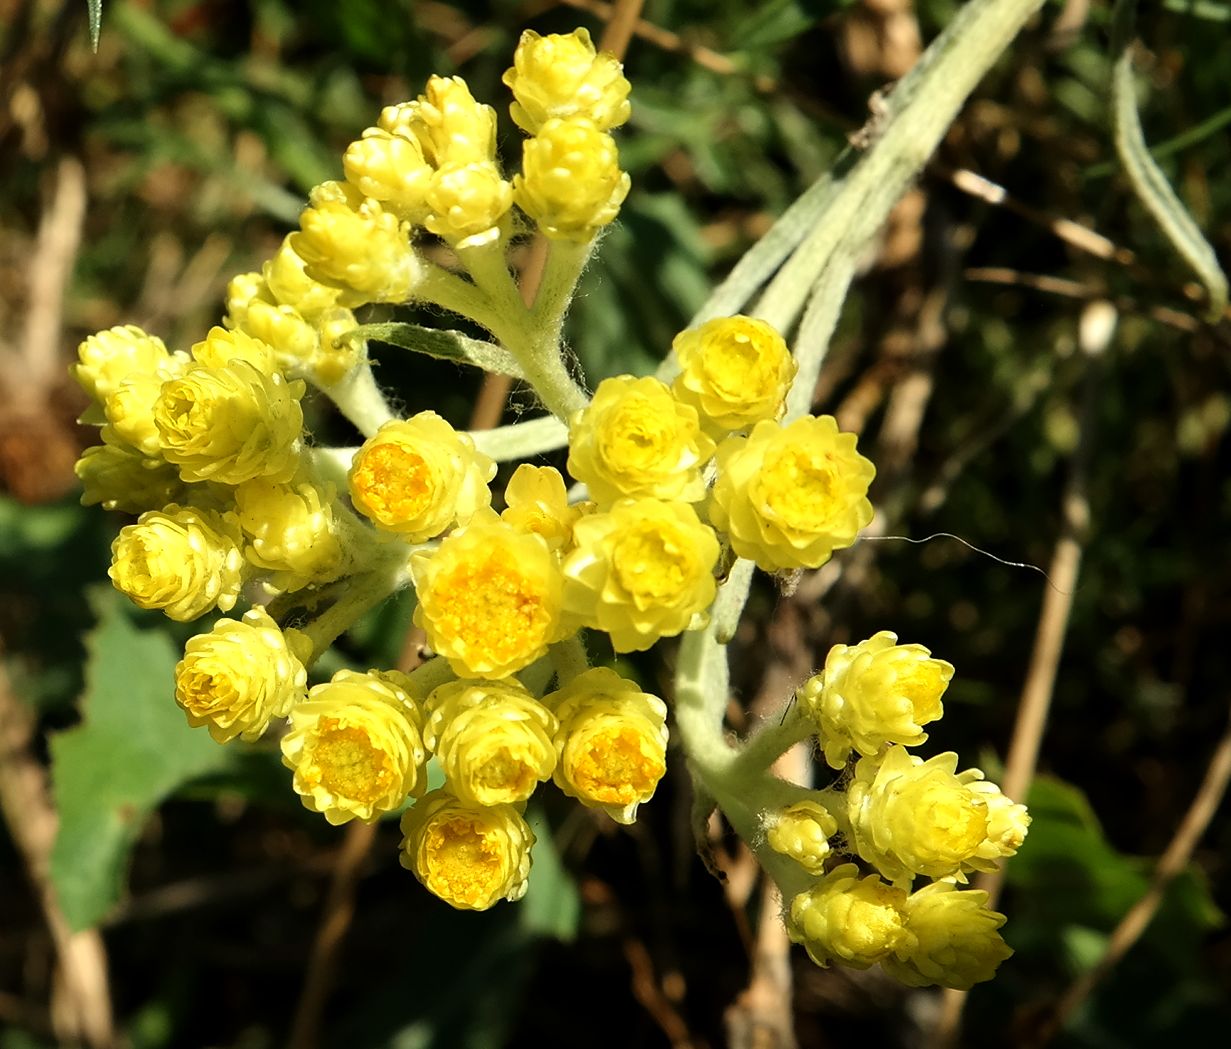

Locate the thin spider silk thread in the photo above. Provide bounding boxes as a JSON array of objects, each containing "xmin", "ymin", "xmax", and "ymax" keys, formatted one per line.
[{"xmin": 862, "ymin": 532, "xmax": 1067, "ymax": 594}]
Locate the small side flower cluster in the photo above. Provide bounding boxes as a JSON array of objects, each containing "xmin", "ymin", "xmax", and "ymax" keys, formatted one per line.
[
  {"xmin": 70, "ymin": 25, "xmax": 1030, "ymax": 991},
  {"xmin": 563, "ymin": 315, "xmax": 874, "ymax": 653},
  {"xmin": 758, "ymin": 632, "xmax": 1031, "ymax": 989}
]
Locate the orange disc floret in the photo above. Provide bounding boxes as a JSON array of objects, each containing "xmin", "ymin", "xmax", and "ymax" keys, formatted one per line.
[
  {"xmin": 282, "ymin": 669, "xmax": 427, "ymax": 824},
  {"xmin": 545, "ymin": 667, "xmax": 668, "ymax": 824},
  {"xmin": 399, "ymin": 789, "xmax": 535, "ymax": 910},
  {"xmin": 348, "ymin": 413, "xmax": 494, "ymax": 541},
  {"xmin": 709, "ymin": 414, "xmax": 875, "ymax": 571},
  {"xmin": 410, "ymin": 510, "xmax": 565, "ymax": 678}
]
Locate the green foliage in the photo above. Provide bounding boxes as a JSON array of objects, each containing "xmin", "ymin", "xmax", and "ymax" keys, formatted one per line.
[
  {"xmin": 2, "ymin": 0, "xmax": 1229, "ymax": 1044},
  {"xmin": 49, "ymin": 587, "xmax": 234, "ymax": 931},
  {"xmin": 347, "ymin": 323, "xmax": 524, "ymax": 378}
]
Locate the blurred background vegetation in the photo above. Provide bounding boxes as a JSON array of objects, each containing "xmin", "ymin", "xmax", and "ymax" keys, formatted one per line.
[{"xmin": 1, "ymin": 0, "xmax": 1229, "ymax": 1047}]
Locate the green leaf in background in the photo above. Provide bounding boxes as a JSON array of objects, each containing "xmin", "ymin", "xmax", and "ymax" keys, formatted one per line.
[
  {"xmin": 49, "ymin": 587, "xmax": 234, "ymax": 931},
  {"xmin": 1007, "ymin": 775, "xmax": 1223, "ymax": 961},
  {"xmin": 518, "ymin": 806, "xmax": 580, "ymax": 942},
  {"xmin": 346, "ymin": 323, "xmax": 524, "ymax": 377},
  {"xmin": 728, "ymin": 0, "xmax": 847, "ymax": 49}
]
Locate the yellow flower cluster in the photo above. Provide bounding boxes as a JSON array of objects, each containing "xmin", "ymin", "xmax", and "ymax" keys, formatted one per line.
[
  {"xmin": 71, "ymin": 29, "xmax": 1030, "ymax": 980},
  {"xmin": 557, "ymin": 316, "xmax": 872, "ymax": 655},
  {"xmin": 774, "ymin": 633, "xmax": 1030, "ymax": 988}
]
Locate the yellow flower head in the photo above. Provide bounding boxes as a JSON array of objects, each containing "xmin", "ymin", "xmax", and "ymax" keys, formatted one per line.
[
  {"xmin": 109, "ymin": 504, "xmax": 245, "ymax": 621},
  {"xmin": 76, "ymin": 443, "xmax": 186, "ymax": 514},
  {"xmin": 709, "ymin": 415, "xmax": 875, "ymax": 571},
  {"xmin": 788, "ymin": 863, "xmax": 915, "ymax": 970},
  {"xmin": 567, "ymin": 375, "xmax": 715, "ymax": 504},
  {"xmin": 514, "ymin": 118, "xmax": 630, "ymax": 241},
  {"xmin": 562, "ymin": 498, "xmax": 719, "ymax": 652},
  {"xmin": 504, "ymin": 27, "xmax": 631, "ymax": 134},
  {"xmin": 154, "ymin": 359, "xmax": 305, "ymax": 485},
  {"xmin": 313, "ymin": 307, "xmax": 364, "ymax": 384},
  {"xmin": 969, "ymin": 777, "xmax": 1032, "ymax": 865},
  {"xmin": 881, "ymin": 883, "xmax": 1013, "ymax": 990},
  {"xmin": 282, "ymin": 669, "xmax": 428, "ymax": 825},
  {"xmin": 800, "ymin": 631, "xmax": 953, "ymax": 770},
  {"xmin": 544, "ymin": 667, "xmax": 668, "ymax": 824},
  {"xmin": 290, "ymin": 181, "xmax": 420, "ymax": 307},
  {"xmin": 224, "ymin": 271, "xmax": 272, "ymax": 327},
  {"xmin": 847, "ymin": 747, "xmax": 1013, "ymax": 885},
  {"xmin": 348, "ymin": 413, "xmax": 495, "ymax": 541},
  {"xmin": 380, "ymin": 76, "xmax": 497, "ymax": 168},
  {"xmin": 343, "ymin": 126, "xmax": 432, "ymax": 222},
  {"xmin": 671, "ymin": 316, "xmax": 796, "ymax": 433},
  {"xmin": 263, "ymin": 234, "xmax": 345, "ymax": 321},
  {"xmin": 424, "ymin": 679, "xmax": 557, "ymax": 807},
  {"xmin": 73, "ymin": 325, "xmax": 172, "ymax": 405},
  {"xmin": 174, "ymin": 607, "xmax": 310, "ymax": 743},
  {"xmin": 399, "ymin": 789, "xmax": 535, "ymax": 910},
  {"xmin": 423, "ymin": 160, "xmax": 514, "ymax": 248},
  {"xmin": 231, "ymin": 298, "xmax": 319, "ymax": 370},
  {"xmin": 191, "ymin": 325, "xmax": 279, "ymax": 373},
  {"xmin": 500, "ymin": 464, "xmax": 577, "ymax": 550},
  {"xmin": 411, "ymin": 511, "xmax": 565, "ymax": 678},
  {"xmin": 101, "ymin": 352, "xmax": 191, "ymax": 458},
  {"xmin": 764, "ymin": 799, "xmax": 839, "ymax": 876},
  {"xmin": 234, "ymin": 478, "xmax": 347, "ymax": 592}
]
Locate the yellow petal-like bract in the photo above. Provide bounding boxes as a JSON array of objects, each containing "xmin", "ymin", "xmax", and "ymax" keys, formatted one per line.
[
  {"xmin": 800, "ymin": 630, "xmax": 953, "ymax": 770},
  {"xmin": 504, "ymin": 28, "xmax": 631, "ymax": 134},
  {"xmin": 514, "ymin": 117, "xmax": 630, "ymax": 241},
  {"xmin": 764, "ymin": 799, "xmax": 838, "ymax": 876},
  {"xmin": 110, "ymin": 504, "xmax": 245, "ymax": 621},
  {"xmin": 154, "ymin": 359, "xmax": 305, "ymax": 486},
  {"xmin": 399, "ymin": 789, "xmax": 535, "ymax": 910},
  {"xmin": 411, "ymin": 511, "xmax": 565, "ymax": 678},
  {"xmin": 882, "ymin": 882, "xmax": 1014, "ymax": 989},
  {"xmin": 562, "ymin": 497, "xmax": 720, "ymax": 652},
  {"xmin": 174, "ymin": 608, "xmax": 309, "ymax": 743},
  {"xmin": 424, "ymin": 679, "xmax": 557, "ymax": 806},
  {"xmin": 282, "ymin": 669, "xmax": 428, "ymax": 825},
  {"xmin": 348, "ymin": 413, "xmax": 494, "ymax": 541},
  {"xmin": 709, "ymin": 415, "xmax": 875, "ymax": 570},
  {"xmin": 545, "ymin": 667, "xmax": 668, "ymax": 824},
  {"xmin": 787, "ymin": 863, "xmax": 914, "ymax": 970},
  {"xmin": 847, "ymin": 747, "xmax": 1029, "ymax": 886},
  {"xmin": 671, "ymin": 315, "xmax": 796, "ymax": 433},
  {"xmin": 568, "ymin": 375, "xmax": 715, "ymax": 504}
]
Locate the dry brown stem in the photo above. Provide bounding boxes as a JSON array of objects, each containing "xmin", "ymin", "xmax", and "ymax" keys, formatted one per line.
[
  {"xmin": 1032, "ymin": 699, "xmax": 1231, "ymax": 1045},
  {"xmin": 930, "ymin": 300, "xmax": 1115, "ymax": 1049},
  {"xmin": 0, "ymin": 662, "xmax": 114, "ymax": 1048}
]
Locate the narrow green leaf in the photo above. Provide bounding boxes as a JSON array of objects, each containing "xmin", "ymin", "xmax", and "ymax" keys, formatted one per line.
[
  {"xmin": 1110, "ymin": 0, "xmax": 1228, "ymax": 321},
  {"xmin": 729, "ymin": 0, "xmax": 848, "ymax": 50},
  {"xmin": 87, "ymin": 0, "xmax": 102, "ymax": 51},
  {"xmin": 49, "ymin": 588, "xmax": 233, "ymax": 931},
  {"xmin": 346, "ymin": 323, "xmax": 524, "ymax": 378}
]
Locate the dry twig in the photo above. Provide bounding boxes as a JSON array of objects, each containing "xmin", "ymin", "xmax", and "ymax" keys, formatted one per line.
[
  {"xmin": 1032, "ymin": 699, "xmax": 1231, "ymax": 1045},
  {"xmin": 0, "ymin": 662, "xmax": 114, "ymax": 1049},
  {"xmin": 929, "ymin": 300, "xmax": 1116, "ymax": 1049}
]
